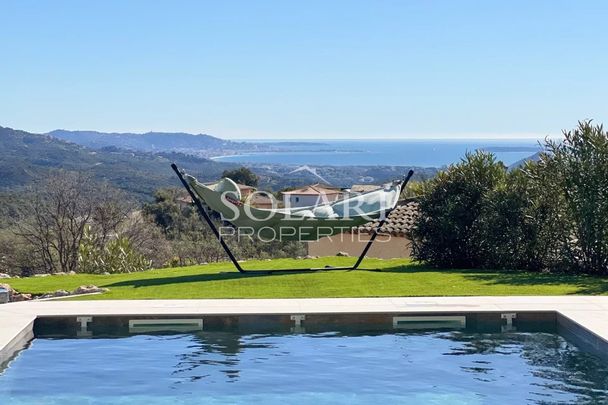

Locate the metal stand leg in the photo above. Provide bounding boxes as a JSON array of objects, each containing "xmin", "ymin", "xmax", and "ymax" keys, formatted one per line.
[
  {"xmin": 172, "ymin": 164, "xmax": 414, "ymax": 274},
  {"xmin": 353, "ymin": 170, "xmax": 414, "ymax": 269},
  {"xmin": 171, "ymin": 164, "xmax": 244, "ymax": 273}
]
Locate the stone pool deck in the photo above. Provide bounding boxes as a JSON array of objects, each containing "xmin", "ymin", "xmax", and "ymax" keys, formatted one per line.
[{"xmin": 2, "ymin": 296, "xmax": 608, "ymax": 365}]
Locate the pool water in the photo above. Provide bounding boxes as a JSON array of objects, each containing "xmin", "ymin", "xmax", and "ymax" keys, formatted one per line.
[{"xmin": 1, "ymin": 328, "xmax": 607, "ymax": 404}]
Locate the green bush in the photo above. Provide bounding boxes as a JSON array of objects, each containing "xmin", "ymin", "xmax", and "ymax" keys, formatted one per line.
[
  {"xmin": 410, "ymin": 151, "xmax": 507, "ymax": 268},
  {"xmin": 412, "ymin": 121, "xmax": 608, "ymax": 275},
  {"xmin": 472, "ymin": 171, "xmax": 529, "ymax": 269},
  {"xmin": 472, "ymin": 167, "xmax": 564, "ymax": 271},
  {"xmin": 544, "ymin": 121, "xmax": 608, "ymax": 274},
  {"xmin": 79, "ymin": 226, "xmax": 150, "ymax": 274}
]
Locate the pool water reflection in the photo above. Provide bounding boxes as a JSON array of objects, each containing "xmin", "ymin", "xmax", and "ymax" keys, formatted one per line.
[{"xmin": 1, "ymin": 327, "xmax": 607, "ymax": 404}]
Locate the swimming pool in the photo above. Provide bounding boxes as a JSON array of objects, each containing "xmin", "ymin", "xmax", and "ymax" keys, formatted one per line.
[{"xmin": 1, "ymin": 313, "xmax": 607, "ymax": 404}]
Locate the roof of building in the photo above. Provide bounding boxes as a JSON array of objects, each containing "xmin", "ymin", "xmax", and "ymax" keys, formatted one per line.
[
  {"xmin": 352, "ymin": 200, "xmax": 418, "ymax": 237},
  {"xmin": 204, "ymin": 181, "xmax": 256, "ymax": 191},
  {"xmin": 176, "ymin": 196, "xmax": 193, "ymax": 204},
  {"xmin": 281, "ymin": 183, "xmax": 343, "ymax": 196},
  {"xmin": 350, "ymin": 184, "xmax": 382, "ymax": 193},
  {"xmin": 247, "ymin": 193, "xmax": 275, "ymax": 207}
]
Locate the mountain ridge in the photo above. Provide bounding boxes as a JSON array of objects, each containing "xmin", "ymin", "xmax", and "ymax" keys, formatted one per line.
[
  {"xmin": 47, "ymin": 129, "xmax": 252, "ymax": 156},
  {"xmin": 0, "ymin": 125, "xmax": 233, "ymax": 198},
  {"xmin": 1, "ymin": 125, "xmax": 438, "ymax": 199}
]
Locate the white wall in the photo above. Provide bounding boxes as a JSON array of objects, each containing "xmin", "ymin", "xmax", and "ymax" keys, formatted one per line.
[
  {"xmin": 284, "ymin": 194, "xmax": 322, "ymax": 208},
  {"xmin": 283, "ymin": 193, "xmax": 342, "ymax": 208}
]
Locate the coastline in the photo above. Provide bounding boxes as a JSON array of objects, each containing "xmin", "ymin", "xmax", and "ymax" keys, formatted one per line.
[{"xmin": 208, "ymin": 139, "xmax": 540, "ymax": 167}]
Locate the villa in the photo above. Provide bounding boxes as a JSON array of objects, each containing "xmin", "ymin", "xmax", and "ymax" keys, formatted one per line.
[
  {"xmin": 280, "ymin": 183, "xmax": 343, "ymax": 207},
  {"xmin": 2, "ymin": 1, "xmax": 608, "ymax": 402}
]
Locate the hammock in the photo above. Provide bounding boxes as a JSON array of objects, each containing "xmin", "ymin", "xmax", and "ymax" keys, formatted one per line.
[
  {"xmin": 171, "ymin": 163, "xmax": 414, "ymax": 273},
  {"xmin": 185, "ymin": 174, "xmax": 403, "ymax": 241}
]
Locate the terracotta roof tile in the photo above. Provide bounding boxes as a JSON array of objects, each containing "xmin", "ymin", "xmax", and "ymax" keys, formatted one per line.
[
  {"xmin": 351, "ymin": 200, "xmax": 418, "ymax": 237},
  {"xmin": 281, "ymin": 183, "xmax": 343, "ymax": 196},
  {"xmin": 350, "ymin": 184, "xmax": 382, "ymax": 193}
]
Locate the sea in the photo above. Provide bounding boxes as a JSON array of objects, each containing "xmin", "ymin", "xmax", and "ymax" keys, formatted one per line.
[{"xmin": 211, "ymin": 139, "xmax": 544, "ymax": 167}]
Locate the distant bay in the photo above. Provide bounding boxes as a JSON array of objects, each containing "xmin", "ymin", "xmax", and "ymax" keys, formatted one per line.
[{"xmin": 211, "ymin": 139, "xmax": 543, "ymax": 167}]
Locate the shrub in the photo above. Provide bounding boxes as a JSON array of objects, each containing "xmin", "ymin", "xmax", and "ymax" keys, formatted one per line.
[
  {"xmin": 410, "ymin": 151, "xmax": 507, "ymax": 268},
  {"xmin": 472, "ymin": 167, "xmax": 564, "ymax": 271},
  {"xmin": 543, "ymin": 121, "xmax": 608, "ymax": 274},
  {"xmin": 412, "ymin": 121, "xmax": 608, "ymax": 275},
  {"xmin": 79, "ymin": 226, "xmax": 150, "ymax": 274},
  {"xmin": 471, "ymin": 170, "xmax": 531, "ymax": 269}
]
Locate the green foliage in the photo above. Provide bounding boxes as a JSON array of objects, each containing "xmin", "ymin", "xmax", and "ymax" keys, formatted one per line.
[
  {"xmin": 143, "ymin": 188, "xmax": 190, "ymax": 234},
  {"xmin": 0, "ymin": 192, "xmax": 27, "ymax": 229},
  {"xmin": 221, "ymin": 166, "xmax": 259, "ymax": 187},
  {"xmin": 78, "ymin": 225, "xmax": 103, "ymax": 273},
  {"xmin": 411, "ymin": 152, "xmax": 507, "ymax": 268},
  {"xmin": 79, "ymin": 226, "xmax": 150, "ymax": 274},
  {"xmin": 412, "ymin": 121, "xmax": 608, "ymax": 275},
  {"xmin": 0, "ymin": 228, "xmax": 30, "ymax": 276},
  {"xmin": 472, "ymin": 169, "xmax": 557, "ymax": 271},
  {"xmin": 543, "ymin": 121, "xmax": 608, "ymax": 273}
]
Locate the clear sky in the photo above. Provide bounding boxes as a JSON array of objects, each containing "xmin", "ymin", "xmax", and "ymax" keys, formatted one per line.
[{"xmin": 1, "ymin": 0, "xmax": 607, "ymax": 139}]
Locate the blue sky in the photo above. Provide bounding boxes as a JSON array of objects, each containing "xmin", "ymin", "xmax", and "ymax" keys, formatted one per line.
[{"xmin": 1, "ymin": 1, "xmax": 607, "ymax": 139}]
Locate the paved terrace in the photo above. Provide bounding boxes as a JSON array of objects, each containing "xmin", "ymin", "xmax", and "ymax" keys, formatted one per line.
[{"xmin": 2, "ymin": 296, "xmax": 608, "ymax": 365}]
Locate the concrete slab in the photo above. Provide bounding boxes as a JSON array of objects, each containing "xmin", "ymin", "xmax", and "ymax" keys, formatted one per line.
[{"xmin": 0, "ymin": 314, "xmax": 35, "ymax": 368}]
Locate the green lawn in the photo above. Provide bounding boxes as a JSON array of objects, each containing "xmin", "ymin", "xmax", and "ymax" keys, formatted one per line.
[{"xmin": 4, "ymin": 257, "xmax": 608, "ymax": 299}]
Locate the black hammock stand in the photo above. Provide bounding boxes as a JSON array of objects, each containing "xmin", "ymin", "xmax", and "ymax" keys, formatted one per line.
[{"xmin": 171, "ymin": 163, "xmax": 414, "ymax": 274}]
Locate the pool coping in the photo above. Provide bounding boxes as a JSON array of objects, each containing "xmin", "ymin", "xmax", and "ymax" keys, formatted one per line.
[{"xmin": 2, "ymin": 296, "xmax": 608, "ymax": 365}]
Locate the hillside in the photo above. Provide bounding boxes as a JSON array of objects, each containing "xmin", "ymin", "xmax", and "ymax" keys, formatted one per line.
[
  {"xmin": 0, "ymin": 126, "xmax": 437, "ymax": 202},
  {"xmin": 0, "ymin": 126, "xmax": 233, "ymax": 199},
  {"xmin": 48, "ymin": 129, "xmax": 262, "ymax": 157},
  {"xmin": 508, "ymin": 151, "xmax": 543, "ymax": 170}
]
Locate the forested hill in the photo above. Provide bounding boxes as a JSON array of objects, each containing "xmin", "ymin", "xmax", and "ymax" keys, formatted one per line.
[
  {"xmin": 0, "ymin": 126, "xmax": 233, "ymax": 199},
  {"xmin": 47, "ymin": 129, "xmax": 255, "ymax": 156},
  {"xmin": 0, "ymin": 125, "xmax": 438, "ymax": 200}
]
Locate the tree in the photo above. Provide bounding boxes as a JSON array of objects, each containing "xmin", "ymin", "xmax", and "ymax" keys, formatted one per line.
[
  {"xmin": 91, "ymin": 183, "xmax": 134, "ymax": 246},
  {"xmin": 15, "ymin": 172, "xmax": 98, "ymax": 273},
  {"xmin": 14, "ymin": 171, "xmax": 154, "ymax": 274},
  {"xmin": 543, "ymin": 120, "xmax": 608, "ymax": 274},
  {"xmin": 221, "ymin": 167, "xmax": 259, "ymax": 187},
  {"xmin": 143, "ymin": 188, "xmax": 189, "ymax": 236}
]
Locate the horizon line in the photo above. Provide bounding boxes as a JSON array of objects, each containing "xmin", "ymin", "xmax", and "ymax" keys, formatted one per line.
[{"xmin": 3, "ymin": 123, "xmax": 563, "ymax": 141}]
